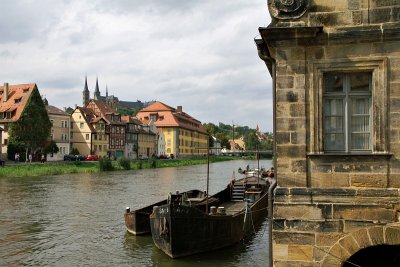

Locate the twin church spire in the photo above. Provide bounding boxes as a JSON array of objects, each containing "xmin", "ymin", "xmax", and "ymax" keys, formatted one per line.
[{"xmin": 82, "ymin": 76, "xmax": 109, "ymax": 106}]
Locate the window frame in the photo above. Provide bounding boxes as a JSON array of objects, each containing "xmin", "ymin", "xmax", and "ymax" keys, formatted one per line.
[
  {"xmin": 309, "ymin": 57, "xmax": 389, "ymax": 155},
  {"xmin": 323, "ymin": 72, "xmax": 372, "ymax": 153}
]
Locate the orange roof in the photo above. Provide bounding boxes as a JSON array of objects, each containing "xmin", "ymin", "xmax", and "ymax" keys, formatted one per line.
[
  {"xmin": 137, "ymin": 101, "xmax": 207, "ymax": 134},
  {"xmin": 0, "ymin": 83, "xmax": 36, "ymax": 122},
  {"xmin": 140, "ymin": 101, "xmax": 174, "ymax": 112},
  {"xmin": 121, "ymin": 115, "xmax": 142, "ymax": 125}
]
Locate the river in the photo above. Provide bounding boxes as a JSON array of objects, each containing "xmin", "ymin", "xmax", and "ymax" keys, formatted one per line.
[{"xmin": 0, "ymin": 159, "xmax": 272, "ymax": 266}]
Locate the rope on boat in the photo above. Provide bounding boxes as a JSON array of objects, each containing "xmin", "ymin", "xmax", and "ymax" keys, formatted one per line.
[{"xmin": 244, "ymin": 200, "xmax": 257, "ymax": 235}]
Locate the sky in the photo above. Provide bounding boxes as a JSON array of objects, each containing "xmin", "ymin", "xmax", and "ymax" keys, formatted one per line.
[{"xmin": 0, "ymin": 0, "xmax": 273, "ymax": 132}]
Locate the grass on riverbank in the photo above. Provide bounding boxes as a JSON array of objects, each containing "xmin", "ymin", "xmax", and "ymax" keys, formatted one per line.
[{"xmin": 0, "ymin": 156, "xmax": 247, "ymax": 178}]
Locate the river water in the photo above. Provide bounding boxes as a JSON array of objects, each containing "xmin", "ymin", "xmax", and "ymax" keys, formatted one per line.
[{"xmin": 0, "ymin": 159, "xmax": 272, "ymax": 267}]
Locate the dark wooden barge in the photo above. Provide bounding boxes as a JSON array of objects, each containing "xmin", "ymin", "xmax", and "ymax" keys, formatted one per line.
[
  {"xmin": 124, "ymin": 190, "xmax": 213, "ymax": 235},
  {"xmin": 149, "ymin": 177, "xmax": 269, "ymax": 258}
]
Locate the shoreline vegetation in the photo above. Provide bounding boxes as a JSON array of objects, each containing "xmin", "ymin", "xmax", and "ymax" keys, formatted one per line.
[{"xmin": 0, "ymin": 156, "xmax": 263, "ymax": 178}]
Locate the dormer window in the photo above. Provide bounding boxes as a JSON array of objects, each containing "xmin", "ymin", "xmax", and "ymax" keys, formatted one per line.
[
  {"xmin": 23, "ymin": 88, "xmax": 29, "ymax": 93},
  {"xmin": 14, "ymin": 97, "xmax": 22, "ymax": 104},
  {"xmin": 0, "ymin": 90, "xmax": 3, "ymax": 95}
]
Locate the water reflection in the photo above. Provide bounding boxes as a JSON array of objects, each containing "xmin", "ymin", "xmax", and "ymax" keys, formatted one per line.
[{"xmin": 0, "ymin": 159, "xmax": 271, "ymax": 266}]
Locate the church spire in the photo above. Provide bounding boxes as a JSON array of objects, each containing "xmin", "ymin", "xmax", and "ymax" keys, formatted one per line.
[
  {"xmin": 94, "ymin": 77, "xmax": 100, "ymax": 100},
  {"xmin": 83, "ymin": 75, "xmax": 89, "ymax": 106}
]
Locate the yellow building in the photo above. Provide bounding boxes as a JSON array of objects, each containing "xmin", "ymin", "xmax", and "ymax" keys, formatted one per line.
[
  {"xmin": 137, "ymin": 102, "xmax": 208, "ymax": 158},
  {"xmin": 137, "ymin": 122, "xmax": 157, "ymax": 159},
  {"xmin": 70, "ymin": 107, "xmax": 109, "ymax": 157},
  {"xmin": 70, "ymin": 107, "xmax": 93, "ymax": 156},
  {"xmin": 91, "ymin": 117, "xmax": 108, "ymax": 158},
  {"xmin": 46, "ymin": 105, "xmax": 70, "ymax": 161}
]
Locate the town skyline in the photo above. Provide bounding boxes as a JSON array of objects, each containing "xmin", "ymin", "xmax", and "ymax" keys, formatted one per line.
[{"xmin": 0, "ymin": 0, "xmax": 273, "ymax": 132}]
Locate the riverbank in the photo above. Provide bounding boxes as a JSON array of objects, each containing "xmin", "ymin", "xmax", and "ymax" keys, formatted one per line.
[{"xmin": 0, "ymin": 156, "xmax": 247, "ymax": 178}]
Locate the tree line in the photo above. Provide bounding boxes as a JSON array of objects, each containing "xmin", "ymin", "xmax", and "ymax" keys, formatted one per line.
[{"xmin": 203, "ymin": 122, "xmax": 273, "ymax": 151}]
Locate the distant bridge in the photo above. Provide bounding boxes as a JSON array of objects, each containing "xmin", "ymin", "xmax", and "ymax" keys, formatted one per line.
[{"xmin": 219, "ymin": 150, "xmax": 273, "ymax": 156}]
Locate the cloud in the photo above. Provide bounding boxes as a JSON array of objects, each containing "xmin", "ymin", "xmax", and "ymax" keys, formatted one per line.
[{"xmin": 0, "ymin": 0, "xmax": 273, "ymax": 132}]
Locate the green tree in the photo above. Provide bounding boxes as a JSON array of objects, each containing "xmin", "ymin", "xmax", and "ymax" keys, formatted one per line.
[
  {"xmin": 216, "ymin": 132, "xmax": 230, "ymax": 149},
  {"xmin": 71, "ymin": 148, "xmax": 80, "ymax": 155},
  {"xmin": 43, "ymin": 140, "xmax": 59, "ymax": 155},
  {"xmin": 8, "ymin": 87, "xmax": 51, "ymax": 159},
  {"xmin": 243, "ymin": 130, "xmax": 261, "ymax": 150}
]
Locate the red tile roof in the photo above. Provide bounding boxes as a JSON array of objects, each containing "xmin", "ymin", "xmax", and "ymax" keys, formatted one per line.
[
  {"xmin": 137, "ymin": 101, "xmax": 207, "ymax": 134},
  {"xmin": 0, "ymin": 83, "xmax": 36, "ymax": 122},
  {"xmin": 121, "ymin": 115, "xmax": 142, "ymax": 125}
]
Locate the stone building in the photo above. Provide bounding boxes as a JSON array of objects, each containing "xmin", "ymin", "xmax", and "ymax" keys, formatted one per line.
[
  {"xmin": 256, "ymin": 0, "xmax": 400, "ymax": 266},
  {"xmin": 46, "ymin": 105, "xmax": 70, "ymax": 161}
]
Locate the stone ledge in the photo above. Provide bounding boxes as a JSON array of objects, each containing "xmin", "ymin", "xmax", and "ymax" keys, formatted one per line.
[{"xmin": 274, "ymin": 187, "xmax": 400, "ymax": 198}]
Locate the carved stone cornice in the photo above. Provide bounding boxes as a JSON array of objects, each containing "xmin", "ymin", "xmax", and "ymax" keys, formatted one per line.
[{"xmin": 268, "ymin": 0, "xmax": 310, "ymax": 20}]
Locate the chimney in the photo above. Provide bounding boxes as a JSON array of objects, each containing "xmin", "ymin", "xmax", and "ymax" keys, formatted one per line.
[
  {"xmin": 176, "ymin": 106, "xmax": 182, "ymax": 113},
  {"xmin": 3, "ymin": 83, "xmax": 8, "ymax": 102}
]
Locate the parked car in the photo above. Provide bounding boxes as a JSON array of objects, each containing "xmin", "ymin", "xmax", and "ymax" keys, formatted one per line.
[
  {"xmin": 75, "ymin": 155, "xmax": 86, "ymax": 161},
  {"xmin": 86, "ymin": 154, "xmax": 99, "ymax": 161},
  {"xmin": 63, "ymin": 154, "xmax": 77, "ymax": 161},
  {"xmin": 64, "ymin": 154, "xmax": 86, "ymax": 161}
]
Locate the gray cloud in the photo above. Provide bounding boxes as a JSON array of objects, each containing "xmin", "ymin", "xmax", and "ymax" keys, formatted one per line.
[{"xmin": 0, "ymin": 0, "xmax": 272, "ymax": 131}]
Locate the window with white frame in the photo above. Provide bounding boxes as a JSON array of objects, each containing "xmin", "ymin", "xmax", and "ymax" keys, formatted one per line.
[{"xmin": 323, "ymin": 72, "xmax": 372, "ymax": 152}]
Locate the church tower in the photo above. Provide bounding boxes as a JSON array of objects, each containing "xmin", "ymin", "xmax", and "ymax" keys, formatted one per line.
[
  {"xmin": 83, "ymin": 76, "xmax": 89, "ymax": 106},
  {"xmin": 94, "ymin": 77, "xmax": 101, "ymax": 100}
]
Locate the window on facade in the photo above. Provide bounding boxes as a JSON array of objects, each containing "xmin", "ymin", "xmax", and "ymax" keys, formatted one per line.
[
  {"xmin": 4, "ymin": 139, "xmax": 7, "ymax": 145},
  {"xmin": 86, "ymin": 134, "xmax": 90, "ymax": 140},
  {"xmin": 94, "ymin": 134, "xmax": 97, "ymax": 140},
  {"xmin": 323, "ymin": 72, "xmax": 372, "ymax": 152},
  {"xmin": 50, "ymin": 119, "xmax": 54, "ymax": 126},
  {"xmin": 80, "ymin": 123, "xmax": 84, "ymax": 129}
]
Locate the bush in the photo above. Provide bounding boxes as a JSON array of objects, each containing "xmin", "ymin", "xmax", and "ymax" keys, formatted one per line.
[
  {"xmin": 150, "ymin": 159, "xmax": 157, "ymax": 168},
  {"xmin": 118, "ymin": 157, "xmax": 131, "ymax": 170},
  {"xmin": 136, "ymin": 161, "xmax": 143, "ymax": 169},
  {"xmin": 71, "ymin": 148, "xmax": 80, "ymax": 155},
  {"xmin": 99, "ymin": 157, "xmax": 113, "ymax": 171}
]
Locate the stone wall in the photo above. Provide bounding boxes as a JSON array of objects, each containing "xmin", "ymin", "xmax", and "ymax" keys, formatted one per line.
[{"xmin": 258, "ymin": 0, "xmax": 400, "ymax": 265}]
